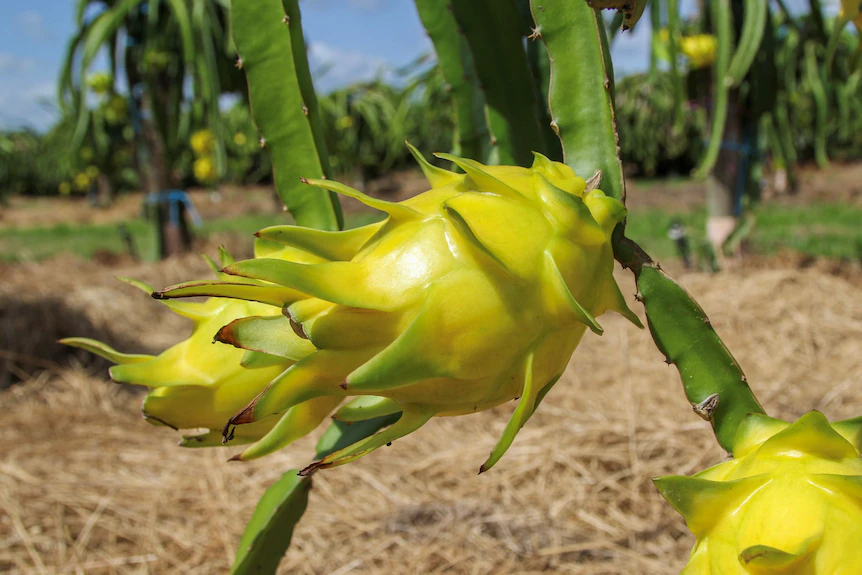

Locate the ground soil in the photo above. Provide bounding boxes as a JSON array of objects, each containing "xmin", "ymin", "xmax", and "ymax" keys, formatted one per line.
[{"xmin": 2, "ymin": 251, "xmax": 861, "ymax": 574}]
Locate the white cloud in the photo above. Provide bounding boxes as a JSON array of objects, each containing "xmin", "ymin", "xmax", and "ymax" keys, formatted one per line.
[
  {"xmin": 0, "ymin": 82, "xmax": 58, "ymax": 131},
  {"xmin": 0, "ymin": 52, "xmax": 36, "ymax": 72},
  {"xmin": 308, "ymin": 42, "xmax": 390, "ymax": 93},
  {"xmin": 17, "ymin": 11, "xmax": 48, "ymax": 41}
]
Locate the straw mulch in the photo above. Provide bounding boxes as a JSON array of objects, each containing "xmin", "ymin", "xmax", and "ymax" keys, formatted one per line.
[{"xmin": 2, "ymin": 259, "xmax": 861, "ymax": 574}]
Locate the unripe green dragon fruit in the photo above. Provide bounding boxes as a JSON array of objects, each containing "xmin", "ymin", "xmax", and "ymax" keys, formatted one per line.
[
  {"xmin": 61, "ymin": 249, "xmax": 333, "ymax": 448},
  {"xmin": 655, "ymin": 411, "xmax": 862, "ymax": 574},
  {"xmin": 155, "ymin": 146, "xmax": 641, "ymax": 473}
]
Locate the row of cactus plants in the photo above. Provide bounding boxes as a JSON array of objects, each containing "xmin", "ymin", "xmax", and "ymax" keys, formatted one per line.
[
  {"xmin": 641, "ymin": 0, "xmax": 862, "ymax": 256},
  {"xmin": 62, "ymin": 1, "xmax": 862, "ymax": 573}
]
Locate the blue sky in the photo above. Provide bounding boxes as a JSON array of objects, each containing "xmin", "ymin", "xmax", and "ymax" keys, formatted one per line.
[{"xmin": 0, "ymin": 0, "xmax": 833, "ymax": 131}]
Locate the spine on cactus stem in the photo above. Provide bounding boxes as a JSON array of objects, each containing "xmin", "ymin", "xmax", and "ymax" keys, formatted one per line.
[
  {"xmin": 413, "ymin": 0, "xmax": 492, "ymax": 163},
  {"xmin": 448, "ymin": 0, "xmax": 547, "ymax": 166},
  {"xmin": 230, "ymin": 0, "xmax": 343, "ymax": 230},
  {"xmin": 804, "ymin": 41, "xmax": 831, "ymax": 169},
  {"xmin": 614, "ymin": 238, "xmax": 765, "ymax": 452},
  {"xmin": 530, "ymin": 0, "xmax": 625, "ymax": 202},
  {"xmin": 724, "ymin": 0, "xmax": 767, "ymax": 87},
  {"xmin": 693, "ymin": 0, "xmax": 732, "ymax": 179}
]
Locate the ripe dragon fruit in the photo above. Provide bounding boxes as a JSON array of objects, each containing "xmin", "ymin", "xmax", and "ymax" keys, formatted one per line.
[
  {"xmin": 67, "ymin": 147, "xmax": 641, "ymax": 474},
  {"xmin": 655, "ymin": 411, "xmax": 862, "ymax": 574}
]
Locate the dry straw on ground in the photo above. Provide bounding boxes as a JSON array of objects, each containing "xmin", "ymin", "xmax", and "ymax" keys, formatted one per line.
[{"xmin": 2, "ymin": 258, "xmax": 861, "ymax": 574}]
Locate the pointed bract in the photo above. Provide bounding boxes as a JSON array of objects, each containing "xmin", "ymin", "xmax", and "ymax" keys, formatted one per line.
[{"xmin": 406, "ymin": 141, "xmax": 462, "ymax": 188}]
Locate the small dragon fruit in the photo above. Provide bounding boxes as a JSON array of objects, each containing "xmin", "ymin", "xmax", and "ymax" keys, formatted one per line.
[
  {"xmin": 156, "ymin": 146, "xmax": 641, "ymax": 473},
  {"xmin": 655, "ymin": 411, "xmax": 862, "ymax": 574}
]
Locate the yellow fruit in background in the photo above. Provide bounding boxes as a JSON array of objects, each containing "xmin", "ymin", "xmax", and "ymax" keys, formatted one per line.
[
  {"xmin": 86, "ymin": 72, "xmax": 113, "ymax": 95},
  {"xmin": 336, "ymin": 116, "xmax": 354, "ymax": 130},
  {"xmin": 234, "ymin": 132, "xmax": 248, "ymax": 146},
  {"xmin": 86, "ymin": 165, "xmax": 100, "ymax": 178},
  {"xmin": 58, "ymin": 182, "xmax": 72, "ymax": 195},
  {"xmin": 73, "ymin": 172, "xmax": 91, "ymax": 192},
  {"xmin": 191, "ymin": 129, "xmax": 215, "ymax": 156},
  {"xmin": 656, "ymin": 411, "xmax": 862, "ymax": 574},
  {"xmin": 193, "ymin": 156, "xmax": 216, "ymax": 183},
  {"xmin": 155, "ymin": 146, "xmax": 641, "ymax": 473},
  {"xmin": 681, "ymin": 34, "xmax": 717, "ymax": 69}
]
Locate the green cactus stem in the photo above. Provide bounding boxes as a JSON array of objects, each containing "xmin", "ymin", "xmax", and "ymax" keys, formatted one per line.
[
  {"xmin": 774, "ymin": 95, "xmax": 797, "ymax": 166},
  {"xmin": 230, "ymin": 416, "xmax": 396, "ymax": 575},
  {"xmin": 693, "ymin": 0, "xmax": 732, "ymax": 179},
  {"xmin": 614, "ymin": 238, "xmax": 765, "ymax": 452},
  {"xmin": 282, "ymin": 0, "xmax": 332, "ymax": 184},
  {"xmin": 805, "ymin": 41, "xmax": 831, "ymax": 169},
  {"xmin": 231, "ymin": 0, "xmax": 342, "ymax": 230},
  {"xmin": 518, "ymin": 0, "xmax": 564, "ymax": 163},
  {"xmin": 413, "ymin": 0, "xmax": 491, "ymax": 162},
  {"xmin": 449, "ymin": 0, "xmax": 546, "ymax": 166},
  {"xmin": 724, "ymin": 0, "xmax": 768, "ymax": 87},
  {"xmin": 530, "ymin": 0, "xmax": 625, "ymax": 202},
  {"xmin": 666, "ymin": 0, "xmax": 684, "ymax": 131}
]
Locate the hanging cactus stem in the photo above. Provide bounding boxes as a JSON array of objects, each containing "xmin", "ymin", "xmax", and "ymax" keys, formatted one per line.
[{"xmin": 614, "ymin": 237, "xmax": 764, "ymax": 451}]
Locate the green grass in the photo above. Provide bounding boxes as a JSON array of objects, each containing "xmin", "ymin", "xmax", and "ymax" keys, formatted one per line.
[
  {"xmin": 626, "ymin": 201, "xmax": 862, "ymax": 263},
  {"xmin": 0, "ymin": 211, "xmax": 386, "ymax": 263}
]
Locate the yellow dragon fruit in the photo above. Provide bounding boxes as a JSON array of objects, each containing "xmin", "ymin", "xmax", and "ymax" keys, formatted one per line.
[
  {"xmin": 655, "ymin": 411, "xmax": 862, "ymax": 574},
  {"xmin": 86, "ymin": 72, "xmax": 113, "ymax": 95},
  {"xmin": 680, "ymin": 34, "xmax": 718, "ymax": 69},
  {"xmin": 191, "ymin": 129, "xmax": 215, "ymax": 157},
  {"xmin": 193, "ymin": 156, "xmax": 217, "ymax": 184},
  {"xmin": 61, "ymin": 249, "xmax": 334, "ymax": 448},
  {"xmin": 155, "ymin": 146, "xmax": 641, "ymax": 473}
]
